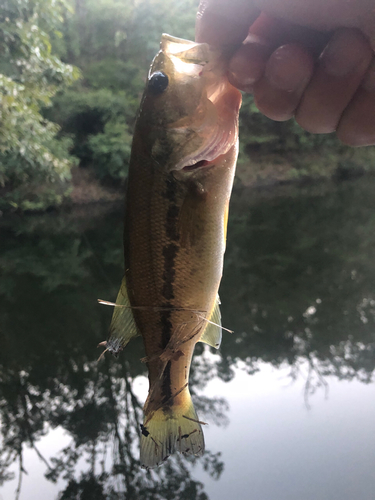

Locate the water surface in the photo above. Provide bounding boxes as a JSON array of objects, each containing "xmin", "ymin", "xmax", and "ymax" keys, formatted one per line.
[{"xmin": 1, "ymin": 177, "xmax": 375, "ymax": 499}]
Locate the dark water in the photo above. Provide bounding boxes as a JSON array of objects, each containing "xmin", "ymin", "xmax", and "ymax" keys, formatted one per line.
[{"xmin": 1, "ymin": 177, "xmax": 375, "ymax": 500}]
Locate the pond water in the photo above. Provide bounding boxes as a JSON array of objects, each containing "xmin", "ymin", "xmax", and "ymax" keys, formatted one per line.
[{"xmin": 1, "ymin": 176, "xmax": 375, "ymax": 500}]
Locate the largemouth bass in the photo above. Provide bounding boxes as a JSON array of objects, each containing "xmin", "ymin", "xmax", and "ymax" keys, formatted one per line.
[{"xmin": 99, "ymin": 34, "xmax": 241, "ymax": 468}]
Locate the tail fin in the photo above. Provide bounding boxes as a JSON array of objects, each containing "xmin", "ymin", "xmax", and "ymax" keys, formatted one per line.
[{"xmin": 140, "ymin": 389, "xmax": 205, "ymax": 468}]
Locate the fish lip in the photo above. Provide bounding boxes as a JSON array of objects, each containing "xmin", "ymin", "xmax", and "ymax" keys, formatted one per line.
[
  {"xmin": 180, "ymin": 147, "xmax": 236, "ymax": 172},
  {"xmin": 181, "ymin": 159, "xmax": 211, "ymax": 172},
  {"xmin": 174, "ymin": 126, "xmax": 238, "ymax": 171}
]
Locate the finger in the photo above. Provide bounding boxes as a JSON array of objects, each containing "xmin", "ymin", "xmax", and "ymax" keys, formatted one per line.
[
  {"xmin": 250, "ymin": 12, "xmax": 330, "ymax": 55},
  {"xmin": 337, "ymin": 61, "xmax": 375, "ymax": 146},
  {"xmin": 295, "ymin": 29, "xmax": 373, "ymax": 133},
  {"xmin": 195, "ymin": 0, "xmax": 260, "ymax": 45},
  {"xmin": 251, "ymin": 44, "xmax": 314, "ymax": 121},
  {"xmin": 228, "ymin": 13, "xmax": 329, "ymax": 92},
  {"xmin": 228, "ymin": 35, "xmax": 273, "ymax": 92}
]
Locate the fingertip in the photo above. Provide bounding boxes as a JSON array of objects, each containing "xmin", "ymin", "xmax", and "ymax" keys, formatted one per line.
[
  {"xmin": 253, "ymin": 44, "xmax": 314, "ymax": 121},
  {"xmin": 264, "ymin": 44, "xmax": 314, "ymax": 91},
  {"xmin": 228, "ymin": 36, "xmax": 271, "ymax": 90},
  {"xmin": 295, "ymin": 29, "xmax": 373, "ymax": 134}
]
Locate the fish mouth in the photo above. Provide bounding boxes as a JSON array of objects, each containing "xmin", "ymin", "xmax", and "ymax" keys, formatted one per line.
[{"xmin": 182, "ymin": 159, "xmax": 210, "ymax": 172}]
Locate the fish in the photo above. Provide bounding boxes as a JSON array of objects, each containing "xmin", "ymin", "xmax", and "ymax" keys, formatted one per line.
[{"xmin": 99, "ymin": 33, "xmax": 242, "ymax": 468}]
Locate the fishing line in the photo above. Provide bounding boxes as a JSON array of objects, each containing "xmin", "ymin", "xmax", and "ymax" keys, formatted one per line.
[{"xmin": 98, "ymin": 299, "xmax": 234, "ymax": 333}]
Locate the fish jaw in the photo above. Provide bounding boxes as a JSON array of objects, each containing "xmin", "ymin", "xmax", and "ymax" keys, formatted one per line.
[
  {"xmin": 172, "ymin": 84, "xmax": 241, "ymax": 172},
  {"xmin": 136, "ymin": 34, "xmax": 242, "ymax": 174}
]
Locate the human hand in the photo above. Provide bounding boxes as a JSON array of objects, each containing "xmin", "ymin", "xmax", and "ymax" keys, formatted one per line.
[{"xmin": 196, "ymin": 0, "xmax": 375, "ymax": 146}]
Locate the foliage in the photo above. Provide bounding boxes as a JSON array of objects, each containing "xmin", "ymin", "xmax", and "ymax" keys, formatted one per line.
[
  {"xmin": 0, "ymin": 0, "xmax": 80, "ymax": 210},
  {"xmin": 2, "ymin": 0, "xmax": 375, "ymax": 209},
  {"xmin": 51, "ymin": 0, "xmax": 375, "ymax": 188},
  {"xmin": 88, "ymin": 118, "xmax": 132, "ymax": 181},
  {"xmin": 3, "ymin": 0, "xmax": 375, "ymax": 209},
  {"xmin": 47, "ymin": 88, "xmax": 136, "ymax": 180},
  {"xmin": 45, "ymin": 0, "xmax": 198, "ymax": 184}
]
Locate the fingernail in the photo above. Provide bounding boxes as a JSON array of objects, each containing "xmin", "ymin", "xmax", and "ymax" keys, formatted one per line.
[
  {"xmin": 264, "ymin": 45, "xmax": 311, "ymax": 92},
  {"xmin": 229, "ymin": 40, "xmax": 270, "ymax": 87},
  {"xmin": 321, "ymin": 29, "xmax": 369, "ymax": 77}
]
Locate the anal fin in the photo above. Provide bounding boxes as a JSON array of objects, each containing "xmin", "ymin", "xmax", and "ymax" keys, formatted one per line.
[{"xmin": 199, "ymin": 295, "xmax": 222, "ymax": 349}]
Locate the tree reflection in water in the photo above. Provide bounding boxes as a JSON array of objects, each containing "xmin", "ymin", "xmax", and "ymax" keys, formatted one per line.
[
  {"xmin": 0, "ymin": 207, "xmax": 225, "ymax": 498},
  {"xmin": 1, "ymin": 177, "xmax": 375, "ymax": 497},
  {"xmin": 0, "ymin": 356, "xmax": 225, "ymax": 499},
  {"xmin": 221, "ymin": 178, "xmax": 375, "ymax": 387}
]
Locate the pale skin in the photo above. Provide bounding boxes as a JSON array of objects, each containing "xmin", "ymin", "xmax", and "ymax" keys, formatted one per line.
[{"xmin": 196, "ymin": 0, "xmax": 375, "ymax": 146}]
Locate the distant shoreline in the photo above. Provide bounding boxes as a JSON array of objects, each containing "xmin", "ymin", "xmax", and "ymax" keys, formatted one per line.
[{"xmin": 0, "ymin": 157, "xmax": 371, "ymax": 216}]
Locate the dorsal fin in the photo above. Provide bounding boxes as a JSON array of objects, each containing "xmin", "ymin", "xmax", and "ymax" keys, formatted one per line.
[
  {"xmin": 199, "ymin": 295, "xmax": 222, "ymax": 349},
  {"xmin": 104, "ymin": 277, "xmax": 140, "ymax": 356}
]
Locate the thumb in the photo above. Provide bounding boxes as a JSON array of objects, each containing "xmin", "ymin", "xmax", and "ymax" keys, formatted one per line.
[{"xmin": 196, "ymin": 0, "xmax": 260, "ymax": 45}]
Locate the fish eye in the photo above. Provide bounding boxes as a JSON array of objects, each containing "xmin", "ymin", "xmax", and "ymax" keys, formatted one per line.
[{"xmin": 148, "ymin": 71, "xmax": 169, "ymax": 94}]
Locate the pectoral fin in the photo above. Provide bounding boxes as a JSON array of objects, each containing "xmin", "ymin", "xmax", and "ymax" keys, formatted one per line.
[
  {"xmin": 101, "ymin": 277, "xmax": 140, "ymax": 357},
  {"xmin": 199, "ymin": 295, "xmax": 222, "ymax": 349}
]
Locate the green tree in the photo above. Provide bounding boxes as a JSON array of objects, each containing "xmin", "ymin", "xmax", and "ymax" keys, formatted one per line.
[
  {"xmin": 0, "ymin": 0, "xmax": 79, "ymax": 211},
  {"xmin": 47, "ymin": 0, "xmax": 198, "ymax": 183}
]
